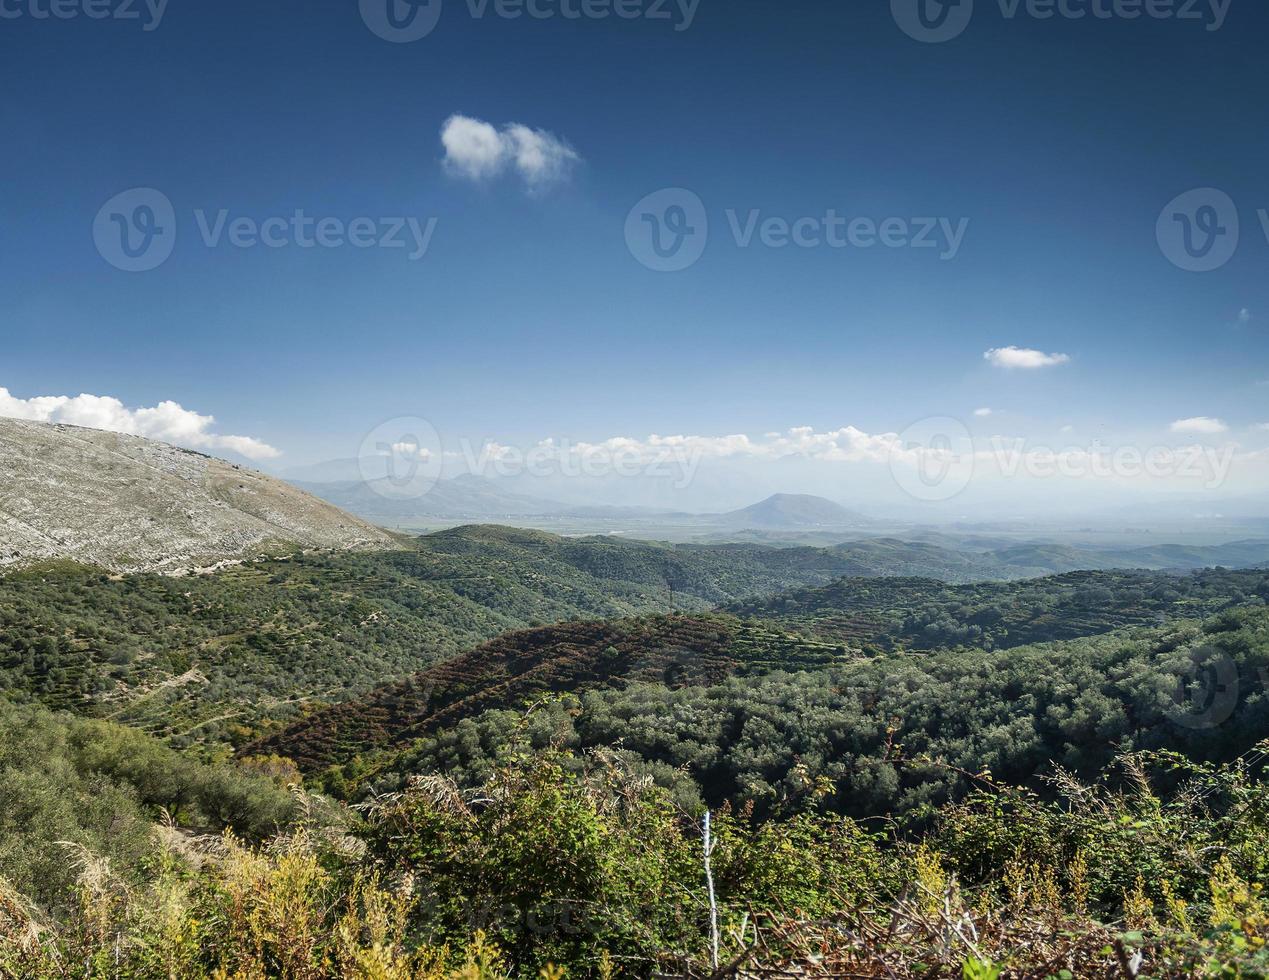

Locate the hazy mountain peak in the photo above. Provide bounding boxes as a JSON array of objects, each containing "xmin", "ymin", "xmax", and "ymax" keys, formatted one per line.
[{"xmin": 722, "ymin": 493, "xmax": 870, "ymax": 528}]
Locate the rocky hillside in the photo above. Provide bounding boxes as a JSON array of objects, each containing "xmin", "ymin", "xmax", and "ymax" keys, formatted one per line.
[{"xmin": 0, "ymin": 419, "xmax": 395, "ymax": 573}]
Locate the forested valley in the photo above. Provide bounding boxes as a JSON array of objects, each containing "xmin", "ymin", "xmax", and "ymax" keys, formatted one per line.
[{"xmin": 3, "ymin": 529, "xmax": 1269, "ymax": 976}]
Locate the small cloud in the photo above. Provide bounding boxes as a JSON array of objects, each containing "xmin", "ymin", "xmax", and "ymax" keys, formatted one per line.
[
  {"xmin": 1170, "ymin": 416, "xmax": 1229, "ymax": 435},
  {"xmin": 441, "ymin": 114, "xmax": 580, "ymax": 191},
  {"xmin": 1059, "ymin": 424, "xmax": 1075, "ymax": 434},
  {"xmin": 440, "ymin": 115, "xmax": 506, "ymax": 181},
  {"xmin": 503, "ymin": 124, "xmax": 580, "ymax": 188},
  {"xmin": 0, "ymin": 386, "xmax": 280, "ymax": 459},
  {"xmin": 390, "ymin": 441, "xmax": 432, "ymax": 461},
  {"xmin": 984, "ymin": 346, "xmax": 1071, "ymax": 370},
  {"xmin": 1255, "ymin": 422, "xmax": 1269, "ymax": 432},
  {"xmin": 1238, "ymin": 308, "xmax": 1252, "ymax": 324},
  {"xmin": 973, "ymin": 407, "xmax": 992, "ymax": 417}
]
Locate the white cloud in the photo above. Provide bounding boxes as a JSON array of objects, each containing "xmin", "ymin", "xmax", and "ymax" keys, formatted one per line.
[
  {"xmin": 983, "ymin": 346, "xmax": 1071, "ymax": 370},
  {"xmin": 974, "ymin": 407, "xmax": 993, "ymax": 417},
  {"xmin": 388, "ymin": 441, "xmax": 432, "ymax": 461},
  {"xmin": 1238, "ymin": 308, "xmax": 1252, "ymax": 324},
  {"xmin": 1255, "ymin": 422, "xmax": 1269, "ymax": 432},
  {"xmin": 441, "ymin": 114, "xmax": 579, "ymax": 191},
  {"xmin": 503, "ymin": 124, "xmax": 581, "ymax": 188},
  {"xmin": 1170, "ymin": 416, "xmax": 1229, "ymax": 435},
  {"xmin": 439, "ymin": 115, "xmax": 506, "ymax": 181},
  {"xmin": 1059, "ymin": 424, "xmax": 1075, "ymax": 434},
  {"xmin": 0, "ymin": 387, "xmax": 280, "ymax": 460},
  {"xmin": 459, "ymin": 427, "xmax": 909, "ymax": 473},
  {"xmin": 646, "ymin": 426, "xmax": 904, "ymax": 464},
  {"xmin": 451, "ymin": 422, "xmax": 1269, "ymax": 499}
]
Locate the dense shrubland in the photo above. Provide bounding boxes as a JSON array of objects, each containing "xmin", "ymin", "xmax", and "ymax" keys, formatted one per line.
[
  {"xmin": 255, "ymin": 570, "xmax": 1269, "ymax": 788},
  {"xmin": 249, "ymin": 613, "xmax": 848, "ymax": 777},
  {"xmin": 4, "ymin": 735, "xmax": 1269, "ymax": 978},
  {"xmin": 0, "ymin": 702, "xmax": 297, "ymax": 913},
  {"xmin": 321, "ymin": 604, "xmax": 1269, "ymax": 822}
]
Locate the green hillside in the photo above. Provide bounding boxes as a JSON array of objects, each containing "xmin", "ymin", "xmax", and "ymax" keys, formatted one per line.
[
  {"xmin": 246, "ymin": 613, "xmax": 847, "ymax": 775},
  {"xmin": 729, "ymin": 566, "xmax": 1269, "ymax": 650},
  {"xmin": 0, "ymin": 529, "xmax": 885, "ymax": 745},
  {"xmin": 358, "ymin": 603, "xmax": 1269, "ymax": 821},
  {"xmin": 247, "ymin": 568, "xmax": 1269, "ymax": 804}
]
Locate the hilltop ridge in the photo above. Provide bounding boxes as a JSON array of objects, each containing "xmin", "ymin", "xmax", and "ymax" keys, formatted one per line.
[{"xmin": 0, "ymin": 418, "xmax": 395, "ymax": 573}]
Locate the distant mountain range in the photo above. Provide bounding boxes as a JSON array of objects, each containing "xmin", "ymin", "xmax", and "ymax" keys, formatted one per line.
[
  {"xmin": 290, "ymin": 474, "xmax": 567, "ymax": 522},
  {"xmin": 280, "ymin": 456, "xmax": 402, "ymax": 484},
  {"xmin": 290, "ymin": 467, "xmax": 873, "ymax": 531}
]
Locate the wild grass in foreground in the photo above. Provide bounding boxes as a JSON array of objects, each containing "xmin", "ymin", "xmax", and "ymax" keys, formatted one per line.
[{"xmin": 2, "ymin": 744, "xmax": 1269, "ymax": 977}]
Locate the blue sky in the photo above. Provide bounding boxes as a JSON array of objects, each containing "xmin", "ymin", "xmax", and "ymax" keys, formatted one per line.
[{"xmin": 2, "ymin": 0, "xmax": 1268, "ymax": 505}]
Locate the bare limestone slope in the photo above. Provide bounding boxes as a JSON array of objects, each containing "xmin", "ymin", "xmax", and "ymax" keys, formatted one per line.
[{"xmin": 0, "ymin": 418, "xmax": 395, "ymax": 573}]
